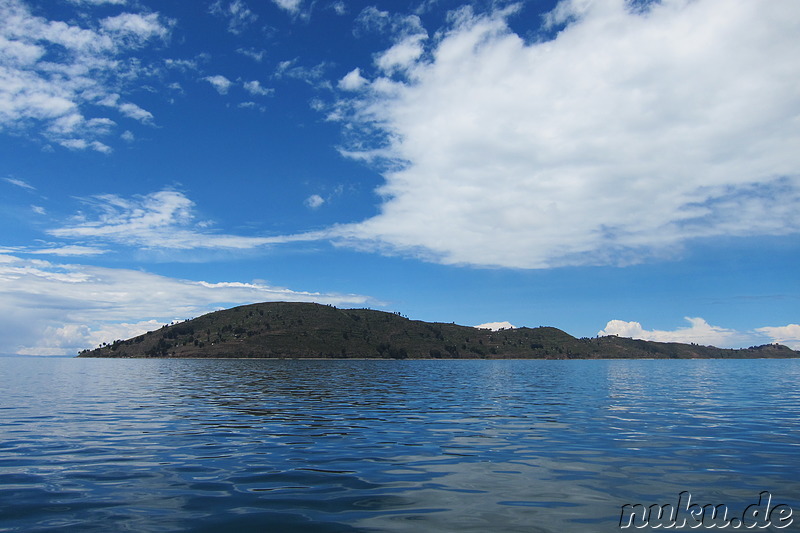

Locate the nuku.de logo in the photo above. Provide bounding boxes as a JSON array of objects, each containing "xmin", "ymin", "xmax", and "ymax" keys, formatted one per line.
[{"xmin": 619, "ymin": 491, "xmax": 793, "ymax": 529}]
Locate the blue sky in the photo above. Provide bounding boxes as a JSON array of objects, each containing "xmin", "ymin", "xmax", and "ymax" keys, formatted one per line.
[{"xmin": 1, "ymin": 0, "xmax": 798, "ymax": 355}]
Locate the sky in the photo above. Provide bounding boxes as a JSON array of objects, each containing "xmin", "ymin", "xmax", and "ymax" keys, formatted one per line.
[{"xmin": 1, "ymin": 0, "xmax": 798, "ymax": 355}]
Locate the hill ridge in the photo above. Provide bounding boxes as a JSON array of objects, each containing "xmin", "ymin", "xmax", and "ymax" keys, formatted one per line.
[{"xmin": 78, "ymin": 302, "xmax": 798, "ymax": 359}]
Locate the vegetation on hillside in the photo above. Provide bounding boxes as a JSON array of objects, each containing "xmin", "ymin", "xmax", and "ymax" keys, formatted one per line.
[{"xmin": 78, "ymin": 302, "xmax": 798, "ymax": 359}]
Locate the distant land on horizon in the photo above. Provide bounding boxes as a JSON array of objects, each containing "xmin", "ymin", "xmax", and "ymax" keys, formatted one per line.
[{"xmin": 77, "ymin": 302, "xmax": 798, "ymax": 360}]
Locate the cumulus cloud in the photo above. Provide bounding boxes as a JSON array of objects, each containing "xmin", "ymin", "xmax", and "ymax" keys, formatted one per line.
[
  {"xmin": 59, "ymin": 139, "xmax": 113, "ymax": 153},
  {"xmin": 330, "ymin": 2, "xmax": 346, "ymax": 16},
  {"xmin": 329, "ymin": 0, "xmax": 800, "ymax": 268},
  {"xmin": 375, "ymin": 33, "xmax": 427, "ymax": 74},
  {"xmin": 756, "ymin": 324, "xmax": 800, "ymax": 350},
  {"xmin": 272, "ymin": 0, "xmax": 302, "ymax": 15},
  {"xmin": 117, "ymin": 102, "xmax": 154, "ymax": 123},
  {"xmin": 243, "ymin": 80, "xmax": 273, "ymax": 96},
  {"xmin": 204, "ymin": 74, "xmax": 233, "ymax": 94},
  {"xmin": 305, "ymin": 194, "xmax": 325, "ymax": 209},
  {"xmin": 0, "ymin": 253, "xmax": 375, "ymax": 355},
  {"xmin": 100, "ymin": 12, "xmax": 171, "ymax": 43},
  {"xmin": 599, "ymin": 317, "xmax": 750, "ymax": 348},
  {"xmin": 47, "ymin": 189, "xmax": 322, "ymax": 251},
  {"xmin": 237, "ymin": 101, "xmax": 266, "ymax": 112},
  {"xmin": 338, "ymin": 68, "xmax": 368, "ymax": 91},
  {"xmin": 237, "ymin": 47, "xmax": 265, "ymax": 62},
  {"xmin": 475, "ymin": 321, "xmax": 515, "ymax": 331},
  {"xmin": 0, "ymin": 0, "xmax": 173, "ymax": 150}
]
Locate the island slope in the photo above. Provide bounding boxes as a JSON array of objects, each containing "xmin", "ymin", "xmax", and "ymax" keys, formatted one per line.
[{"xmin": 77, "ymin": 302, "xmax": 798, "ymax": 359}]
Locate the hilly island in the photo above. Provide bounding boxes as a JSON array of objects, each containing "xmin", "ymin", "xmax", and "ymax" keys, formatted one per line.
[{"xmin": 77, "ymin": 302, "xmax": 798, "ymax": 359}]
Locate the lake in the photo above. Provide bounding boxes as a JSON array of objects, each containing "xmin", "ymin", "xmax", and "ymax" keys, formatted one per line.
[{"xmin": 1, "ymin": 358, "xmax": 798, "ymax": 532}]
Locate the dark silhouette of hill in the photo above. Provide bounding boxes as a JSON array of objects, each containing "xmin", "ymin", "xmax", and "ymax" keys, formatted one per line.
[{"xmin": 78, "ymin": 302, "xmax": 798, "ymax": 359}]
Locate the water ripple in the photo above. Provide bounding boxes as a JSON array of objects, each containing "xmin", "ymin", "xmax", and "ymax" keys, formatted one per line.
[{"xmin": 1, "ymin": 358, "xmax": 798, "ymax": 532}]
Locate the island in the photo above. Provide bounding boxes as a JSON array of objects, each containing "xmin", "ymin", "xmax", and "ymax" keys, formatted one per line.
[{"xmin": 78, "ymin": 302, "xmax": 798, "ymax": 359}]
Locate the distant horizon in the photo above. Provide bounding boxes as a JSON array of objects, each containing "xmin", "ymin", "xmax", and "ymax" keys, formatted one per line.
[{"xmin": 77, "ymin": 301, "xmax": 799, "ymax": 359}]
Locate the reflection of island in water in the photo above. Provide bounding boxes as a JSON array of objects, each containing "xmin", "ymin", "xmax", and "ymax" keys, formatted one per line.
[
  {"xmin": 150, "ymin": 357, "xmax": 600, "ymax": 532},
  {"xmin": 78, "ymin": 302, "xmax": 798, "ymax": 359}
]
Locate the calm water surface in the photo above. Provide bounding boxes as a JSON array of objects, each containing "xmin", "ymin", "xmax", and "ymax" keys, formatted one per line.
[{"xmin": 1, "ymin": 358, "xmax": 798, "ymax": 532}]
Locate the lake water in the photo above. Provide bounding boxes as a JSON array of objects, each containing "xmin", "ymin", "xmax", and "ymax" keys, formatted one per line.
[{"xmin": 1, "ymin": 358, "xmax": 798, "ymax": 532}]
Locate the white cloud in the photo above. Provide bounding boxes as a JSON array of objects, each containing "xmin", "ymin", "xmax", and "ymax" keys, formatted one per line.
[
  {"xmin": 48, "ymin": 189, "xmax": 322, "ymax": 251},
  {"xmin": 237, "ymin": 47, "xmax": 265, "ymax": 62},
  {"xmin": 100, "ymin": 12, "xmax": 171, "ymax": 43},
  {"xmin": 67, "ymin": 0, "xmax": 127, "ymax": 5},
  {"xmin": 355, "ymin": 6, "xmax": 389, "ymax": 32},
  {"xmin": 4, "ymin": 177, "xmax": 35, "ymax": 190},
  {"xmin": 210, "ymin": 0, "xmax": 258, "ymax": 35},
  {"xmin": 243, "ymin": 80, "xmax": 273, "ymax": 96},
  {"xmin": 598, "ymin": 317, "xmax": 746, "ymax": 348},
  {"xmin": 204, "ymin": 74, "xmax": 233, "ymax": 94},
  {"xmin": 237, "ymin": 101, "xmax": 266, "ymax": 112},
  {"xmin": 31, "ymin": 205, "xmax": 46, "ymax": 215},
  {"xmin": 756, "ymin": 324, "xmax": 800, "ymax": 350},
  {"xmin": 375, "ymin": 33, "xmax": 426, "ymax": 74},
  {"xmin": 330, "ymin": 2, "xmax": 346, "ymax": 16},
  {"xmin": 338, "ymin": 68, "xmax": 368, "ymax": 91},
  {"xmin": 274, "ymin": 59, "xmax": 330, "ymax": 86},
  {"xmin": 27, "ymin": 245, "xmax": 107, "ymax": 256},
  {"xmin": 0, "ymin": 253, "xmax": 376, "ymax": 355},
  {"xmin": 272, "ymin": 0, "xmax": 302, "ymax": 15},
  {"xmin": 59, "ymin": 138, "xmax": 113, "ymax": 153},
  {"xmin": 164, "ymin": 58, "xmax": 199, "ymax": 73},
  {"xmin": 0, "ymin": 0, "xmax": 173, "ymax": 149},
  {"xmin": 475, "ymin": 321, "xmax": 515, "ymax": 331},
  {"xmin": 33, "ymin": 320, "xmax": 161, "ymax": 357},
  {"xmin": 330, "ymin": 0, "xmax": 800, "ymax": 268},
  {"xmin": 355, "ymin": 6, "xmax": 423, "ymax": 35},
  {"xmin": 305, "ymin": 194, "xmax": 325, "ymax": 209},
  {"xmin": 118, "ymin": 102, "xmax": 153, "ymax": 123}
]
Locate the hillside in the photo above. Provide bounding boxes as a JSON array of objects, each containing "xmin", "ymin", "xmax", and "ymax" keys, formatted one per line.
[{"xmin": 77, "ymin": 302, "xmax": 798, "ymax": 359}]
